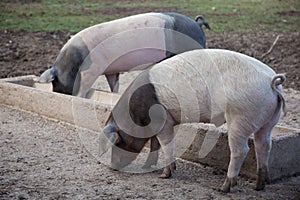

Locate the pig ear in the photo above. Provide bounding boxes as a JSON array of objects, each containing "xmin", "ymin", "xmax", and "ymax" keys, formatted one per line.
[
  {"xmin": 99, "ymin": 128, "xmax": 120, "ymax": 156},
  {"xmin": 38, "ymin": 67, "xmax": 57, "ymax": 83}
]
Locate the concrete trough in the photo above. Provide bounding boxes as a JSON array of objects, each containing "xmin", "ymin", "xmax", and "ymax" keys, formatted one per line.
[
  {"xmin": 177, "ymin": 123, "xmax": 300, "ymax": 180},
  {"xmin": 0, "ymin": 75, "xmax": 119, "ymax": 131},
  {"xmin": 0, "ymin": 75, "xmax": 299, "ymax": 181}
]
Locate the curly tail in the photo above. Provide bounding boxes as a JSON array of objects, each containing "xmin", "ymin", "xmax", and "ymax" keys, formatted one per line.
[
  {"xmin": 195, "ymin": 15, "xmax": 211, "ymax": 30},
  {"xmin": 271, "ymin": 74, "xmax": 286, "ymax": 115}
]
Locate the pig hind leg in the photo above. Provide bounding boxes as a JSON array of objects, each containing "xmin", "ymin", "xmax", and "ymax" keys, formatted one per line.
[
  {"xmin": 221, "ymin": 118, "xmax": 257, "ymax": 192},
  {"xmin": 105, "ymin": 73, "xmax": 120, "ymax": 93},
  {"xmin": 253, "ymin": 103, "xmax": 281, "ymax": 190}
]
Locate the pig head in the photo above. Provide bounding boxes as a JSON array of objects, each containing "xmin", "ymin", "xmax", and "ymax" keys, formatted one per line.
[
  {"xmin": 99, "ymin": 123, "xmax": 151, "ymax": 170},
  {"xmin": 39, "ymin": 36, "xmax": 90, "ymax": 95},
  {"xmin": 99, "ymin": 76, "xmax": 167, "ymax": 170}
]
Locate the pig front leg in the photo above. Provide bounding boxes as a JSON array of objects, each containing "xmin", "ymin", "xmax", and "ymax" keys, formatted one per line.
[
  {"xmin": 105, "ymin": 73, "xmax": 120, "ymax": 93},
  {"xmin": 75, "ymin": 64, "xmax": 105, "ymax": 98},
  {"xmin": 155, "ymin": 114, "xmax": 176, "ymax": 178},
  {"xmin": 142, "ymin": 136, "xmax": 160, "ymax": 169}
]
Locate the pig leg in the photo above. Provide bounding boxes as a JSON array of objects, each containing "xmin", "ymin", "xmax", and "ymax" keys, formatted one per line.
[
  {"xmin": 221, "ymin": 119, "xmax": 253, "ymax": 192},
  {"xmin": 105, "ymin": 73, "xmax": 120, "ymax": 93},
  {"xmin": 253, "ymin": 106, "xmax": 281, "ymax": 190},
  {"xmin": 142, "ymin": 137, "xmax": 160, "ymax": 169},
  {"xmin": 253, "ymin": 126, "xmax": 272, "ymax": 191},
  {"xmin": 76, "ymin": 64, "xmax": 105, "ymax": 98},
  {"xmin": 155, "ymin": 114, "xmax": 176, "ymax": 178}
]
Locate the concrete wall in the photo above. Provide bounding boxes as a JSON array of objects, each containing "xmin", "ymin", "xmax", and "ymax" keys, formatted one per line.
[{"xmin": 1, "ymin": 75, "xmax": 299, "ymax": 180}]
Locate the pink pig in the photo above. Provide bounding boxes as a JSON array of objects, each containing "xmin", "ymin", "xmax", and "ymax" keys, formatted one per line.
[{"xmin": 38, "ymin": 12, "xmax": 209, "ymax": 97}]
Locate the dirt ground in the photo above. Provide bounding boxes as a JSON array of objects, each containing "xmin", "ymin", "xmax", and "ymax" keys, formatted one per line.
[
  {"xmin": 0, "ymin": 30, "xmax": 299, "ymax": 90},
  {"xmin": 0, "ymin": 105, "xmax": 299, "ymax": 200},
  {"xmin": 0, "ymin": 33, "xmax": 299, "ymax": 200},
  {"xmin": 0, "ymin": 13, "xmax": 300, "ymax": 199}
]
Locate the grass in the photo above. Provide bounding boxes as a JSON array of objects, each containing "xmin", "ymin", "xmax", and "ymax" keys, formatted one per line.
[{"xmin": 0, "ymin": 0, "xmax": 299, "ymax": 33}]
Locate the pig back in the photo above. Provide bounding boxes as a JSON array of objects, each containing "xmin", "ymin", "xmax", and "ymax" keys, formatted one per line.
[{"xmin": 148, "ymin": 49, "xmax": 278, "ymax": 124}]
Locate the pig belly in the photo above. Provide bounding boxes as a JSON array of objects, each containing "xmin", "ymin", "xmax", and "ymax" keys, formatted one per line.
[{"xmin": 104, "ymin": 49, "xmax": 166, "ymax": 74}]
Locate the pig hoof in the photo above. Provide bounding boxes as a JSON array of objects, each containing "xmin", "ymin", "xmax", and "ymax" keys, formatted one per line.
[
  {"xmin": 159, "ymin": 163, "xmax": 176, "ymax": 179},
  {"xmin": 220, "ymin": 179, "xmax": 231, "ymax": 193},
  {"xmin": 220, "ymin": 177, "xmax": 237, "ymax": 193},
  {"xmin": 159, "ymin": 172, "xmax": 171, "ymax": 179},
  {"xmin": 255, "ymin": 175, "xmax": 268, "ymax": 191},
  {"xmin": 255, "ymin": 168, "xmax": 270, "ymax": 191},
  {"xmin": 159, "ymin": 167, "xmax": 171, "ymax": 178},
  {"xmin": 254, "ymin": 182, "xmax": 265, "ymax": 191}
]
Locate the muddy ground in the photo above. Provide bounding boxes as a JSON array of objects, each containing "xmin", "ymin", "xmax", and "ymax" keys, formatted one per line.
[{"xmin": 0, "ymin": 15, "xmax": 300, "ymax": 200}]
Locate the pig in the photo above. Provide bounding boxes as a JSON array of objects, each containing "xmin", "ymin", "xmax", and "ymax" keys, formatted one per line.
[
  {"xmin": 38, "ymin": 12, "xmax": 210, "ymax": 97},
  {"xmin": 99, "ymin": 49, "xmax": 286, "ymax": 192}
]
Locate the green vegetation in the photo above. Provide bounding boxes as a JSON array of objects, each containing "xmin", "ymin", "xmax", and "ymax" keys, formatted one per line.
[{"xmin": 0, "ymin": 0, "xmax": 299, "ymax": 33}]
